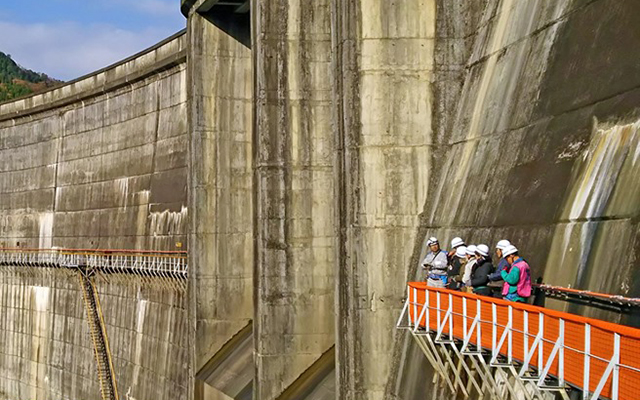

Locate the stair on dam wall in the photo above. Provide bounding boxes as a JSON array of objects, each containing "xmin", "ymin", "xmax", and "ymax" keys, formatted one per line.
[{"xmin": 78, "ymin": 271, "xmax": 119, "ymax": 400}]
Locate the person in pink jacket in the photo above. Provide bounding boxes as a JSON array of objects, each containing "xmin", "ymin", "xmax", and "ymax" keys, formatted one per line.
[{"xmin": 500, "ymin": 245, "xmax": 532, "ymax": 302}]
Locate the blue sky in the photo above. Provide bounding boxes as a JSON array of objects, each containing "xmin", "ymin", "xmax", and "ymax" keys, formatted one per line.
[{"xmin": 0, "ymin": 0, "xmax": 185, "ymax": 81}]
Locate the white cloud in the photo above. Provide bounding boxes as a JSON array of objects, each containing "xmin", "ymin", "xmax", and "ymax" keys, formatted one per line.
[{"xmin": 0, "ymin": 20, "xmax": 184, "ymax": 81}]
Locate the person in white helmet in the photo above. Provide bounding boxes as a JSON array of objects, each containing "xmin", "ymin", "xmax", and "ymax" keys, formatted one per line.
[
  {"xmin": 488, "ymin": 239, "xmax": 511, "ymax": 297},
  {"xmin": 461, "ymin": 245, "xmax": 477, "ymax": 291},
  {"xmin": 470, "ymin": 244, "xmax": 494, "ymax": 296},
  {"xmin": 447, "ymin": 237, "xmax": 465, "ymax": 261},
  {"xmin": 421, "ymin": 237, "xmax": 448, "ymax": 288},
  {"xmin": 446, "ymin": 245, "xmax": 467, "ymax": 290},
  {"xmin": 501, "ymin": 245, "xmax": 532, "ymax": 302}
]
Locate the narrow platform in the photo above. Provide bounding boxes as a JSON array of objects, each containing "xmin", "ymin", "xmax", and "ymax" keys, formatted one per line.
[{"xmin": 397, "ymin": 283, "xmax": 640, "ymax": 400}]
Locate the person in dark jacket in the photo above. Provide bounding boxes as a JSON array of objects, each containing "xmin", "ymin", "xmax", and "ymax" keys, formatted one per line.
[
  {"xmin": 470, "ymin": 244, "xmax": 494, "ymax": 296},
  {"xmin": 447, "ymin": 246, "xmax": 467, "ymax": 290},
  {"xmin": 447, "ymin": 237, "xmax": 466, "ymax": 263}
]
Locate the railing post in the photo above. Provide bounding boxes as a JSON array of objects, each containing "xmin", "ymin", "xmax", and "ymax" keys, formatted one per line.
[
  {"xmin": 425, "ymin": 287, "xmax": 430, "ymax": 329},
  {"xmin": 476, "ymin": 298, "xmax": 481, "ymax": 351},
  {"xmin": 583, "ymin": 324, "xmax": 590, "ymax": 400},
  {"xmin": 559, "ymin": 319, "xmax": 565, "ymax": 386},
  {"xmin": 492, "ymin": 303, "xmax": 497, "ymax": 360},
  {"xmin": 508, "ymin": 305, "xmax": 513, "ymax": 363},
  {"xmin": 538, "ymin": 313, "xmax": 544, "ymax": 371},
  {"xmin": 412, "ymin": 287, "xmax": 417, "ymax": 327},
  {"xmin": 448, "ymin": 293, "xmax": 453, "ymax": 339},
  {"xmin": 462, "ymin": 297, "xmax": 467, "ymax": 340},
  {"xmin": 436, "ymin": 291, "xmax": 442, "ymax": 330},
  {"xmin": 612, "ymin": 333, "xmax": 620, "ymax": 400}
]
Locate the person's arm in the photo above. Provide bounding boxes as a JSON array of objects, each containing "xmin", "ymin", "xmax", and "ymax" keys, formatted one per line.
[
  {"xmin": 488, "ymin": 260, "xmax": 505, "ymax": 281},
  {"xmin": 501, "ymin": 265, "xmax": 520, "ymax": 285},
  {"xmin": 470, "ymin": 263, "xmax": 490, "ymax": 287}
]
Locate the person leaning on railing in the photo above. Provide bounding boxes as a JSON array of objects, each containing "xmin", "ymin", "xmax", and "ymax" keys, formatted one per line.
[
  {"xmin": 500, "ymin": 245, "xmax": 532, "ymax": 302},
  {"xmin": 421, "ymin": 237, "xmax": 449, "ymax": 288},
  {"xmin": 469, "ymin": 244, "xmax": 494, "ymax": 296},
  {"xmin": 487, "ymin": 239, "xmax": 511, "ymax": 298}
]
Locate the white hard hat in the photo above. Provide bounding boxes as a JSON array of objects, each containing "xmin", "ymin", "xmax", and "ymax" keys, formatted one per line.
[
  {"xmin": 476, "ymin": 244, "xmax": 490, "ymax": 257},
  {"xmin": 465, "ymin": 245, "xmax": 477, "ymax": 256},
  {"xmin": 455, "ymin": 246, "xmax": 467, "ymax": 259},
  {"xmin": 450, "ymin": 237, "xmax": 465, "ymax": 248},
  {"xmin": 496, "ymin": 239, "xmax": 511, "ymax": 250},
  {"xmin": 502, "ymin": 245, "xmax": 519, "ymax": 257},
  {"xmin": 427, "ymin": 237, "xmax": 439, "ymax": 246}
]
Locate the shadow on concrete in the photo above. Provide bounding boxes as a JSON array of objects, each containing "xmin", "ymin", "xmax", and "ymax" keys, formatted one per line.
[{"xmin": 201, "ymin": 6, "xmax": 251, "ymax": 49}]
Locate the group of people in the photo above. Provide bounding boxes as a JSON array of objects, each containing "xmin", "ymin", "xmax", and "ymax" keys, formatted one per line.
[{"xmin": 421, "ymin": 236, "xmax": 532, "ymax": 302}]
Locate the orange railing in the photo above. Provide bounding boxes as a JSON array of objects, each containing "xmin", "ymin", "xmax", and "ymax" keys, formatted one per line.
[{"xmin": 400, "ymin": 282, "xmax": 640, "ymax": 400}]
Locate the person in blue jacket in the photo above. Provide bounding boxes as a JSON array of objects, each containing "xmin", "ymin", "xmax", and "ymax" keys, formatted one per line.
[{"xmin": 488, "ymin": 239, "xmax": 511, "ymax": 297}]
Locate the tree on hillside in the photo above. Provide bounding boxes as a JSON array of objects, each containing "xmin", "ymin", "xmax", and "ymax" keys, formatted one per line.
[{"xmin": 0, "ymin": 52, "xmax": 61, "ymax": 103}]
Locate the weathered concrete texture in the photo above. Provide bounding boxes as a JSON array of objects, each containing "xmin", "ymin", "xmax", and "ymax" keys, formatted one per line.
[
  {"xmin": 331, "ymin": 1, "xmax": 434, "ymax": 399},
  {"xmin": 0, "ymin": 271, "xmax": 188, "ymax": 400},
  {"xmin": 253, "ymin": 0, "xmax": 336, "ymax": 399},
  {"xmin": 186, "ymin": 6, "xmax": 254, "ymax": 392},
  {"xmin": 416, "ymin": 0, "xmax": 640, "ymax": 325},
  {"xmin": 0, "ymin": 33, "xmax": 188, "ymax": 251},
  {"xmin": 0, "ymin": 30, "xmax": 191, "ymax": 400},
  {"xmin": 391, "ymin": 0, "xmax": 640, "ymax": 396}
]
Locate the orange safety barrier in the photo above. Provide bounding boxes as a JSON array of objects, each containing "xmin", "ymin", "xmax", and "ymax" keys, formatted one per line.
[{"xmin": 403, "ymin": 282, "xmax": 640, "ymax": 400}]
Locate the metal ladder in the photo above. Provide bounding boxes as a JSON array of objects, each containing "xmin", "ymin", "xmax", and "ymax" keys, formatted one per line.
[{"xmin": 78, "ymin": 271, "xmax": 119, "ymax": 400}]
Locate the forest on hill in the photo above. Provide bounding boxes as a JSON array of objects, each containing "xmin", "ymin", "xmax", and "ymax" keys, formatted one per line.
[{"xmin": 0, "ymin": 52, "xmax": 61, "ymax": 102}]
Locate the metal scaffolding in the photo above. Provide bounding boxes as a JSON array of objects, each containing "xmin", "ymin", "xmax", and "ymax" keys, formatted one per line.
[
  {"xmin": 397, "ymin": 283, "xmax": 640, "ymax": 400},
  {"xmin": 0, "ymin": 248, "xmax": 188, "ymax": 291}
]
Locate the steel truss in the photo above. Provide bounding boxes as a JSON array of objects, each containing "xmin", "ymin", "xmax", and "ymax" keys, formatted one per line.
[{"xmin": 0, "ymin": 248, "xmax": 188, "ymax": 292}]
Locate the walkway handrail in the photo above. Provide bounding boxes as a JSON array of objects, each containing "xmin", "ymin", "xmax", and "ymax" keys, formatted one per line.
[
  {"xmin": 533, "ymin": 283, "xmax": 640, "ymax": 308},
  {"xmin": 0, "ymin": 247, "xmax": 188, "ymax": 281},
  {"xmin": 0, "ymin": 247, "xmax": 187, "ymax": 256},
  {"xmin": 399, "ymin": 282, "xmax": 640, "ymax": 400}
]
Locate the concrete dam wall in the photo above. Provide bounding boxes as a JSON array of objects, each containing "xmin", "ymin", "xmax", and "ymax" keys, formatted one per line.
[
  {"xmin": 1, "ymin": 0, "xmax": 640, "ymax": 399},
  {"xmin": 0, "ymin": 32, "xmax": 189, "ymax": 400},
  {"xmin": 0, "ymin": 31, "xmax": 188, "ymax": 251}
]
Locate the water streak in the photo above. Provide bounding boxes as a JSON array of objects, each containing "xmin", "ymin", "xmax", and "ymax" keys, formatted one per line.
[{"xmin": 545, "ymin": 121, "xmax": 640, "ymax": 292}]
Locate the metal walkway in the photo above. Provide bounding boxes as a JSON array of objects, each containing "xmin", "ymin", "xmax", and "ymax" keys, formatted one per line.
[
  {"xmin": 0, "ymin": 247, "xmax": 188, "ymax": 291},
  {"xmin": 397, "ymin": 282, "xmax": 640, "ymax": 400}
]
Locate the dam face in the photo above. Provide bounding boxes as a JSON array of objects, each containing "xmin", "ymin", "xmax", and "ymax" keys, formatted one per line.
[{"xmin": 1, "ymin": 0, "xmax": 640, "ymax": 399}]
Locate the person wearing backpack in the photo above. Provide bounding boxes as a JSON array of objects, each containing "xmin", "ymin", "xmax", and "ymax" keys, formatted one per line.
[{"xmin": 501, "ymin": 245, "xmax": 532, "ymax": 302}]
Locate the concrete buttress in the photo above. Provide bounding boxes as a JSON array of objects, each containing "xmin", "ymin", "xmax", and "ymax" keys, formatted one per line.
[
  {"xmin": 186, "ymin": 7, "xmax": 254, "ymax": 397},
  {"xmin": 252, "ymin": 0, "xmax": 336, "ymax": 398},
  {"xmin": 331, "ymin": 1, "xmax": 434, "ymax": 399}
]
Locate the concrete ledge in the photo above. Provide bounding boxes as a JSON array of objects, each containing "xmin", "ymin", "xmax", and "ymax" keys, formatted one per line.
[
  {"xmin": 181, "ymin": 0, "xmax": 197, "ymax": 17},
  {"xmin": 0, "ymin": 30, "xmax": 187, "ymax": 122}
]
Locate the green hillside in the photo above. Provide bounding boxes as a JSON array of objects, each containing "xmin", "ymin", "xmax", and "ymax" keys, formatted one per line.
[{"xmin": 0, "ymin": 52, "xmax": 61, "ymax": 102}]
